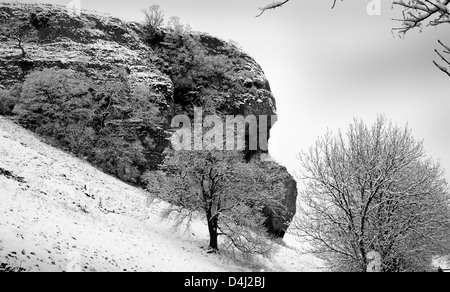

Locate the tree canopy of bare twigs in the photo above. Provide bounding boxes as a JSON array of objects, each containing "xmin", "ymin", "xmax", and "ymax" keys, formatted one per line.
[
  {"xmin": 146, "ymin": 150, "xmax": 286, "ymax": 255},
  {"xmin": 292, "ymin": 116, "xmax": 450, "ymax": 271},
  {"xmin": 142, "ymin": 4, "xmax": 165, "ymax": 31}
]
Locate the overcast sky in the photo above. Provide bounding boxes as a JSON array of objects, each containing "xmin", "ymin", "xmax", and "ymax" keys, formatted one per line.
[{"xmin": 15, "ymin": 0, "xmax": 450, "ymax": 181}]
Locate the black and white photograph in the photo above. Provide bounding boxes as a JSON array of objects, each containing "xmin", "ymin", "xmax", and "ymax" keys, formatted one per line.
[{"xmin": 0, "ymin": 0, "xmax": 449, "ymax": 275}]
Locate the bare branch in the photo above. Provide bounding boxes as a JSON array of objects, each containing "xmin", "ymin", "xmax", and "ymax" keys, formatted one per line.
[
  {"xmin": 391, "ymin": 0, "xmax": 450, "ymax": 36},
  {"xmin": 438, "ymin": 39, "xmax": 450, "ymax": 53},
  {"xmin": 433, "ymin": 60, "xmax": 450, "ymax": 77},
  {"xmin": 256, "ymin": 0, "xmax": 290, "ymax": 17},
  {"xmin": 331, "ymin": 0, "xmax": 343, "ymax": 9},
  {"xmin": 433, "ymin": 40, "xmax": 450, "ymax": 78}
]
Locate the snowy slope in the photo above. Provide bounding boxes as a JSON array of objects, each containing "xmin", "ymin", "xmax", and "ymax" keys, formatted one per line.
[{"xmin": 0, "ymin": 117, "xmax": 323, "ymax": 272}]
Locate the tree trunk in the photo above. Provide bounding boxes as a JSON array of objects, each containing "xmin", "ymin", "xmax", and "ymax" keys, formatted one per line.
[
  {"xmin": 207, "ymin": 212, "xmax": 219, "ymax": 252},
  {"xmin": 17, "ymin": 39, "xmax": 26, "ymax": 58},
  {"xmin": 20, "ymin": 46, "xmax": 26, "ymax": 58},
  {"xmin": 360, "ymin": 244, "xmax": 367, "ymax": 272},
  {"xmin": 202, "ymin": 175, "xmax": 219, "ymax": 253}
]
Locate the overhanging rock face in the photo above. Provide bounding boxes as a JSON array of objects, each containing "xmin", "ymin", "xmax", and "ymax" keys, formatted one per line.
[
  {"xmin": 259, "ymin": 160, "xmax": 298, "ymax": 238},
  {"xmin": 0, "ymin": 2, "xmax": 298, "ymax": 237}
]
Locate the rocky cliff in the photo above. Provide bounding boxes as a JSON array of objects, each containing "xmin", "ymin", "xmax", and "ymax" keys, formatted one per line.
[{"xmin": 0, "ymin": 2, "xmax": 297, "ymax": 237}]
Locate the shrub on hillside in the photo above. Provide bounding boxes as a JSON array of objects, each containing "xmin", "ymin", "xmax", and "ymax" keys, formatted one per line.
[
  {"xmin": 167, "ymin": 16, "xmax": 191, "ymax": 35},
  {"xmin": 13, "ymin": 67, "xmax": 164, "ymax": 184},
  {"xmin": 17, "ymin": 68, "xmax": 92, "ymax": 121},
  {"xmin": 0, "ymin": 89, "xmax": 16, "ymax": 115},
  {"xmin": 148, "ymin": 30, "xmax": 258, "ymax": 116}
]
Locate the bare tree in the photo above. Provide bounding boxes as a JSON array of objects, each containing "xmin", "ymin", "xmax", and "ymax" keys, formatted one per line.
[
  {"xmin": 0, "ymin": 8, "xmax": 38, "ymax": 58},
  {"xmin": 142, "ymin": 4, "xmax": 165, "ymax": 30},
  {"xmin": 292, "ymin": 116, "xmax": 450, "ymax": 271},
  {"xmin": 150, "ymin": 150, "xmax": 286, "ymax": 254}
]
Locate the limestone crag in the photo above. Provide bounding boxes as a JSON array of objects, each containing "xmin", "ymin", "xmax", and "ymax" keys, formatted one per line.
[{"xmin": 0, "ymin": 2, "xmax": 297, "ymax": 237}]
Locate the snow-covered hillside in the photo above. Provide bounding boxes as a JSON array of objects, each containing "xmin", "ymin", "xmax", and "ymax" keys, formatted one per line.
[{"xmin": 0, "ymin": 117, "xmax": 323, "ymax": 272}]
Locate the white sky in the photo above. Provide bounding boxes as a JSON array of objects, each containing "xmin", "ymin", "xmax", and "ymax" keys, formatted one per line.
[{"xmin": 15, "ymin": 0, "xmax": 450, "ymax": 181}]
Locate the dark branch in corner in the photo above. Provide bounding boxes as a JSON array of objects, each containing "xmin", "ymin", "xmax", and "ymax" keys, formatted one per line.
[
  {"xmin": 433, "ymin": 61, "xmax": 450, "ymax": 77},
  {"xmin": 256, "ymin": 0, "xmax": 290, "ymax": 17},
  {"xmin": 434, "ymin": 40, "xmax": 450, "ymax": 78},
  {"xmin": 391, "ymin": 0, "xmax": 450, "ymax": 36},
  {"xmin": 256, "ymin": 0, "xmax": 342, "ymax": 17},
  {"xmin": 331, "ymin": 0, "xmax": 343, "ymax": 9},
  {"xmin": 390, "ymin": 1, "xmax": 450, "ymax": 78}
]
